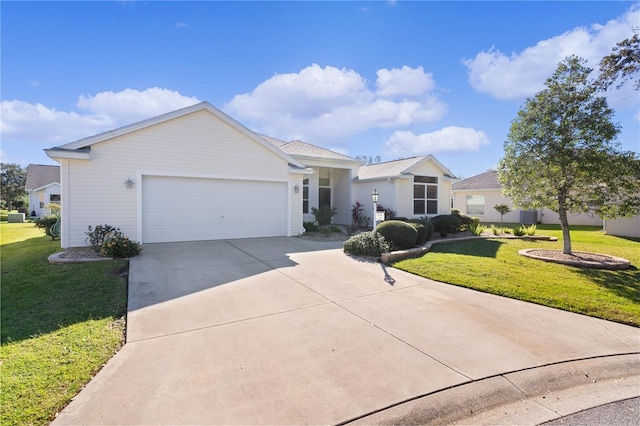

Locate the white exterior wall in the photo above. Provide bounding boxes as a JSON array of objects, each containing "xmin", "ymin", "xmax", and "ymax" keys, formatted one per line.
[
  {"xmin": 605, "ymin": 216, "xmax": 640, "ymax": 238},
  {"xmin": 353, "ymin": 160, "xmax": 454, "ymax": 224},
  {"xmin": 453, "ymin": 189, "xmax": 604, "ymax": 226},
  {"xmin": 453, "ymin": 189, "xmax": 521, "ymax": 223},
  {"xmin": 396, "ymin": 162, "xmax": 453, "ymax": 218},
  {"xmin": 28, "ymin": 184, "xmax": 61, "ymax": 216},
  {"xmin": 61, "ymin": 110, "xmax": 298, "ymax": 248}
]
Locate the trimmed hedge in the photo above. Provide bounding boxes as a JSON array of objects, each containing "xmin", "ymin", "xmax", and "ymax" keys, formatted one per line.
[
  {"xmin": 343, "ymin": 231, "xmax": 390, "ymax": 257},
  {"xmin": 431, "ymin": 215, "xmax": 462, "ymax": 237},
  {"xmin": 375, "ymin": 220, "xmax": 418, "ymax": 250}
]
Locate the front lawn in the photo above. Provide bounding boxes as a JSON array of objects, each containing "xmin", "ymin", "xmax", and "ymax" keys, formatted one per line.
[
  {"xmin": 0, "ymin": 223, "xmax": 128, "ymax": 425},
  {"xmin": 392, "ymin": 225, "xmax": 640, "ymax": 327}
]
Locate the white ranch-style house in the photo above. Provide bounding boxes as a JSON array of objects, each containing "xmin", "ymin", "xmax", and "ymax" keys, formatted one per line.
[
  {"xmin": 25, "ymin": 164, "xmax": 61, "ymax": 217},
  {"xmin": 46, "ymin": 102, "xmax": 459, "ymax": 248}
]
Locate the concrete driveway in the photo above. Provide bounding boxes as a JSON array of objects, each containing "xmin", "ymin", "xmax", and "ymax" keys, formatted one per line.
[{"xmin": 54, "ymin": 237, "xmax": 639, "ymax": 425}]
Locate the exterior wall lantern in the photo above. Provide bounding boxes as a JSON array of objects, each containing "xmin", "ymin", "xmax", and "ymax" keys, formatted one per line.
[
  {"xmin": 125, "ymin": 177, "xmax": 134, "ymax": 189},
  {"xmin": 372, "ymin": 188, "xmax": 379, "ymax": 228},
  {"xmin": 294, "ymin": 183, "xmax": 300, "ymax": 193}
]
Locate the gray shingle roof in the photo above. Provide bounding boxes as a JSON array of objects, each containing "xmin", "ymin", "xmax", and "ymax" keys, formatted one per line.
[
  {"xmin": 357, "ymin": 156, "xmax": 427, "ymax": 180},
  {"xmin": 260, "ymin": 135, "xmax": 359, "ymax": 162},
  {"xmin": 452, "ymin": 170, "xmax": 501, "ymax": 190},
  {"xmin": 25, "ymin": 164, "xmax": 60, "ymax": 191}
]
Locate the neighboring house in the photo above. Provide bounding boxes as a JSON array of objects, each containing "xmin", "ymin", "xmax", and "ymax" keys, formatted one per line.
[
  {"xmin": 45, "ymin": 102, "xmax": 457, "ymax": 248},
  {"xmin": 604, "ymin": 217, "xmax": 640, "ymax": 239},
  {"xmin": 452, "ymin": 170, "xmax": 603, "ymax": 226},
  {"xmin": 25, "ymin": 164, "xmax": 61, "ymax": 217}
]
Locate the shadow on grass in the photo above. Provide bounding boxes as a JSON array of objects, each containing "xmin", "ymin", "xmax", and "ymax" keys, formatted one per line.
[
  {"xmin": 1, "ymin": 236, "xmax": 128, "ymax": 344},
  {"xmin": 573, "ymin": 265, "xmax": 640, "ymax": 304},
  {"xmin": 430, "ymin": 238, "xmax": 505, "ymax": 258}
]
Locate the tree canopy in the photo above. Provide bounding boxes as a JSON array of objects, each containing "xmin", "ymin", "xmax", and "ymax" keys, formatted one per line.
[
  {"xmin": 0, "ymin": 163, "xmax": 27, "ymax": 211},
  {"xmin": 597, "ymin": 33, "xmax": 640, "ymax": 91},
  {"xmin": 497, "ymin": 56, "xmax": 640, "ymax": 254}
]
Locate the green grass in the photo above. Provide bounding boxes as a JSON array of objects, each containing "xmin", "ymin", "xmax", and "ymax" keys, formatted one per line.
[
  {"xmin": 392, "ymin": 225, "xmax": 640, "ymax": 327},
  {"xmin": 0, "ymin": 223, "xmax": 128, "ymax": 425}
]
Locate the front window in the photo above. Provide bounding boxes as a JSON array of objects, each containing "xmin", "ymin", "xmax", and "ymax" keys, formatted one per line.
[
  {"xmin": 413, "ymin": 176, "xmax": 438, "ymax": 215},
  {"xmin": 50, "ymin": 194, "xmax": 61, "ymax": 203},
  {"xmin": 319, "ymin": 176, "xmax": 331, "ymax": 208},
  {"xmin": 302, "ymin": 178, "xmax": 309, "ymax": 214},
  {"xmin": 466, "ymin": 195, "xmax": 485, "ymax": 215}
]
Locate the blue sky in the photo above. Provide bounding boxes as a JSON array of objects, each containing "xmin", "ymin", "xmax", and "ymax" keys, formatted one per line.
[{"xmin": 2, "ymin": 1, "xmax": 639, "ymax": 179}]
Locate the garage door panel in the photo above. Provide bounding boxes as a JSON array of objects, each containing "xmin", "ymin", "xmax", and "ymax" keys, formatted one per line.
[{"xmin": 142, "ymin": 176, "xmax": 287, "ymax": 243}]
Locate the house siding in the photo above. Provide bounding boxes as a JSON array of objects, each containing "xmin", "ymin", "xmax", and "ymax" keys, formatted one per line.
[
  {"xmin": 605, "ymin": 216, "xmax": 640, "ymax": 238},
  {"xmin": 63, "ymin": 109, "xmax": 296, "ymax": 247},
  {"xmin": 453, "ymin": 189, "xmax": 604, "ymax": 226}
]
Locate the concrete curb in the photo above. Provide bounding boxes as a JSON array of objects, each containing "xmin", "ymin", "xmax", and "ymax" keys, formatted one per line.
[
  {"xmin": 344, "ymin": 353, "xmax": 640, "ymax": 425},
  {"xmin": 519, "ymin": 249, "xmax": 631, "ymax": 270},
  {"xmin": 381, "ymin": 235, "xmax": 558, "ymax": 264},
  {"xmin": 48, "ymin": 252, "xmax": 114, "ymax": 264}
]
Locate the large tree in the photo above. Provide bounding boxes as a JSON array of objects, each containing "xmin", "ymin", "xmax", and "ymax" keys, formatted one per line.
[
  {"xmin": 0, "ymin": 163, "xmax": 27, "ymax": 211},
  {"xmin": 498, "ymin": 56, "xmax": 640, "ymax": 254}
]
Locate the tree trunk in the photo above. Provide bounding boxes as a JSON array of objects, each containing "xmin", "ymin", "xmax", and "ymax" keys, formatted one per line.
[{"xmin": 558, "ymin": 205, "xmax": 572, "ymax": 254}]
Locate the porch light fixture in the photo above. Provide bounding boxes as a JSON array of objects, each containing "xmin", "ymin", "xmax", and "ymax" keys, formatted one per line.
[
  {"xmin": 125, "ymin": 177, "xmax": 134, "ymax": 189},
  {"xmin": 294, "ymin": 184, "xmax": 300, "ymax": 193},
  {"xmin": 371, "ymin": 188, "xmax": 379, "ymax": 203},
  {"xmin": 372, "ymin": 188, "xmax": 379, "ymax": 228}
]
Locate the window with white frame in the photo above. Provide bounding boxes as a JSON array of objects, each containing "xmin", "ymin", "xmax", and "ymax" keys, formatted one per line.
[
  {"xmin": 466, "ymin": 195, "xmax": 485, "ymax": 215},
  {"xmin": 413, "ymin": 176, "xmax": 438, "ymax": 215}
]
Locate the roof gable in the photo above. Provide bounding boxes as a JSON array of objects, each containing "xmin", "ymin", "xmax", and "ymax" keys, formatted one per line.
[
  {"xmin": 46, "ymin": 102, "xmax": 307, "ymax": 169},
  {"xmin": 357, "ymin": 155, "xmax": 457, "ymax": 181},
  {"xmin": 452, "ymin": 170, "xmax": 501, "ymax": 191},
  {"xmin": 25, "ymin": 164, "xmax": 60, "ymax": 191}
]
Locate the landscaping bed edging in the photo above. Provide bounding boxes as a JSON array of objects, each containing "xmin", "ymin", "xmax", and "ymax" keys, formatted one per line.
[{"xmin": 380, "ymin": 235, "xmax": 558, "ymax": 264}]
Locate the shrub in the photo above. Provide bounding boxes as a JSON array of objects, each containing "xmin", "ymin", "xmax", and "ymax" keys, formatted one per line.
[
  {"xmin": 408, "ymin": 222, "xmax": 428, "ymax": 245},
  {"xmin": 351, "ymin": 201, "xmax": 369, "ymax": 228},
  {"xmin": 452, "ymin": 211, "xmax": 474, "ymax": 230},
  {"xmin": 375, "ymin": 220, "xmax": 418, "ymax": 250},
  {"xmin": 431, "ymin": 215, "xmax": 463, "ymax": 237},
  {"xmin": 311, "ymin": 205, "xmax": 338, "ymax": 226},
  {"xmin": 469, "ymin": 223, "xmax": 486, "ymax": 236},
  {"xmin": 34, "ymin": 215, "xmax": 60, "ymax": 240},
  {"xmin": 470, "ymin": 217, "xmax": 480, "ymax": 227},
  {"xmin": 491, "ymin": 224, "xmax": 502, "ymax": 236},
  {"xmin": 524, "ymin": 224, "xmax": 537, "ymax": 236},
  {"xmin": 320, "ymin": 225, "xmax": 342, "ymax": 235},
  {"xmin": 343, "ymin": 231, "xmax": 390, "ymax": 257},
  {"xmin": 303, "ymin": 221, "xmax": 320, "ymax": 232},
  {"xmin": 512, "ymin": 226, "xmax": 526, "ymax": 236},
  {"xmin": 44, "ymin": 203, "xmax": 61, "ymax": 216},
  {"xmin": 100, "ymin": 231, "xmax": 142, "ymax": 258},
  {"xmin": 86, "ymin": 224, "xmax": 119, "ymax": 251}
]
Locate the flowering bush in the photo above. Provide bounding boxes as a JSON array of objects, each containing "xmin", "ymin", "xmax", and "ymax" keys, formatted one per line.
[
  {"xmin": 100, "ymin": 231, "xmax": 142, "ymax": 258},
  {"xmin": 86, "ymin": 224, "xmax": 119, "ymax": 251}
]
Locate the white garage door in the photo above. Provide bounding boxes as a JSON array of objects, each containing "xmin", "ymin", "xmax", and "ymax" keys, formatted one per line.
[{"xmin": 142, "ymin": 175, "xmax": 287, "ymax": 243}]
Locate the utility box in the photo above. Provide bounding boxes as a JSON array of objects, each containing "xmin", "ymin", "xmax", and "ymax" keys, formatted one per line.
[
  {"xmin": 520, "ymin": 210, "xmax": 537, "ymax": 225},
  {"xmin": 8, "ymin": 213, "xmax": 25, "ymax": 223}
]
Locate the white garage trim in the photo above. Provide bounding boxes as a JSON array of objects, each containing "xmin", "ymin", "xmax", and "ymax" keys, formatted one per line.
[{"xmin": 137, "ymin": 171, "xmax": 291, "ymax": 243}]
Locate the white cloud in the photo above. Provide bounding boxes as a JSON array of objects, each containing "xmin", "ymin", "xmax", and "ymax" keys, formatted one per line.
[
  {"xmin": 176, "ymin": 22, "xmax": 188, "ymax": 29},
  {"xmin": 383, "ymin": 127, "xmax": 490, "ymax": 157},
  {"xmin": 464, "ymin": 4, "xmax": 640, "ymax": 101},
  {"xmin": 1, "ymin": 88, "xmax": 200, "ymax": 144},
  {"xmin": 224, "ymin": 64, "xmax": 447, "ymax": 145},
  {"xmin": 376, "ymin": 66, "xmax": 435, "ymax": 98}
]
